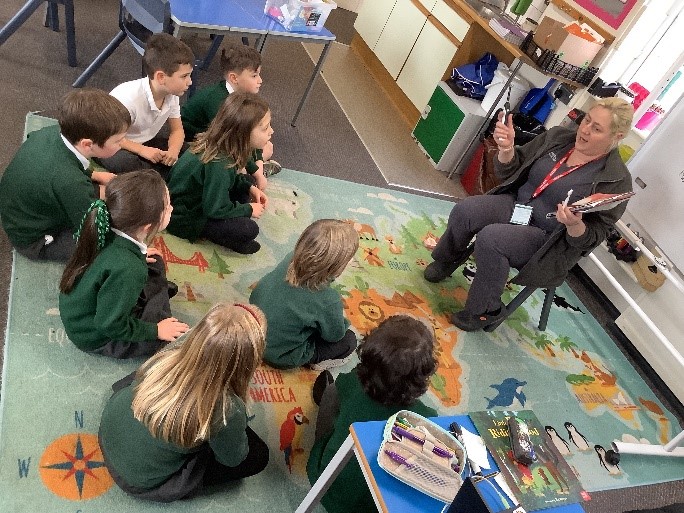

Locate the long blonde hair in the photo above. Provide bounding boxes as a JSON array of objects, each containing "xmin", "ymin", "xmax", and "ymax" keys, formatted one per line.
[
  {"xmin": 286, "ymin": 219, "xmax": 359, "ymax": 290},
  {"xmin": 131, "ymin": 303, "xmax": 266, "ymax": 448}
]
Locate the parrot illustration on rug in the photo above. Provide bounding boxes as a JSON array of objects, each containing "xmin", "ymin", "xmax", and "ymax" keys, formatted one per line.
[{"xmin": 279, "ymin": 406, "xmax": 310, "ymax": 473}]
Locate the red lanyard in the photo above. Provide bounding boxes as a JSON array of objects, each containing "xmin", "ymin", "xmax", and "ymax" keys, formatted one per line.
[{"xmin": 531, "ymin": 148, "xmax": 597, "ymax": 199}]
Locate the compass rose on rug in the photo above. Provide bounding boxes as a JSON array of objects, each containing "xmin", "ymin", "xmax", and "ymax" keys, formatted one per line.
[{"xmin": 38, "ymin": 433, "xmax": 113, "ymax": 500}]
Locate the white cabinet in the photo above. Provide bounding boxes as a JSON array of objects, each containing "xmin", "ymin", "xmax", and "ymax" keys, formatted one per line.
[
  {"xmin": 353, "ymin": 0, "xmax": 397, "ymax": 50},
  {"xmin": 374, "ymin": 0, "xmax": 428, "ymax": 79},
  {"xmin": 431, "ymin": 0, "xmax": 469, "ymax": 41},
  {"xmin": 397, "ymin": 17, "xmax": 459, "ymax": 111},
  {"xmin": 616, "ymin": 279, "xmax": 684, "ymax": 403}
]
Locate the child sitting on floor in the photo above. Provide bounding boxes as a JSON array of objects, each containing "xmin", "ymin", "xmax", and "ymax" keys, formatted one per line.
[
  {"xmin": 250, "ymin": 219, "xmax": 359, "ymax": 370},
  {"xmin": 99, "ymin": 33, "xmax": 194, "ymax": 177},
  {"xmin": 59, "ymin": 170, "xmax": 188, "ymax": 358},
  {"xmin": 99, "ymin": 303, "xmax": 269, "ymax": 502},
  {"xmin": 181, "ymin": 44, "xmax": 280, "ymax": 189},
  {"xmin": 0, "ymin": 88, "xmax": 130, "ymax": 262},
  {"xmin": 306, "ymin": 315, "xmax": 438, "ymax": 513},
  {"xmin": 181, "ymin": 45, "xmax": 281, "ymax": 191},
  {"xmin": 166, "ymin": 92, "xmax": 270, "ymax": 254}
]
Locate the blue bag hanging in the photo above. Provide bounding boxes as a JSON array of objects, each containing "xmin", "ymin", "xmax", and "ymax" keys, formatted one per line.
[
  {"xmin": 449, "ymin": 53, "xmax": 499, "ymax": 100},
  {"xmin": 518, "ymin": 78, "xmax": 557, "ymax": 123}
]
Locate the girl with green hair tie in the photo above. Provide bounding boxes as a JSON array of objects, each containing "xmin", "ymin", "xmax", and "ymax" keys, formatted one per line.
[{"xmin": 59, "ymin": 169, "xmax": 189, "ymax": 358}]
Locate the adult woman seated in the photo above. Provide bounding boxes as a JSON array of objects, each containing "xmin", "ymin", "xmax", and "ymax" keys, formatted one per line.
[{"xmin": 425, "ymin": 98, "xmax": 634, "ymax": 331}]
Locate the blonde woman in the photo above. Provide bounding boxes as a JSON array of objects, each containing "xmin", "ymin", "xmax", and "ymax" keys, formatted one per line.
[
  {"xmin": 250, "ymin": 219, "xmax": 359, "ymax": 370},
  {"xmin": 425, "ymin": 98, "xmax": 634, "ymax": 331},
  {"xmin": 98, "ymin": 303, "xmax": 269, "ymax": 502}
]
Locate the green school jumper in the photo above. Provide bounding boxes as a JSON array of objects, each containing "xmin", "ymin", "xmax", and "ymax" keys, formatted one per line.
[
  {"xmin": 59, "ymin": 234, "xmax": 157, "ymax": 351},
  {"xmin": 0, "ymin": 125, "xmax": 95, "ymax": 248},
  {"xmin": 181, "ymin": 80, "xmax": 229, "ymax": 142},
  {"xmin": 179, "ymin": 80, "xmax": 263, "ymax": 166},
  {"xmin": 100, "ymin": 381, "xmax": 248, "ymax": 490},
  {"xmin": 166, "ymin": 150, "xmax": 255, "ymax": 242},
  {"xmin": 249, "ymin": 253, "xmax": 350, "ymax": 368},
  {"xmin": 306, "ymin": 369, "xmax": 438, "ymax": 513}
]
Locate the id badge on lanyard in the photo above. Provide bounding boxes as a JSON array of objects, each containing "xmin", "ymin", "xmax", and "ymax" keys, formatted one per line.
[{"xmin": 510, "ymin": 204, "xmax": 533, "ymax": 225}]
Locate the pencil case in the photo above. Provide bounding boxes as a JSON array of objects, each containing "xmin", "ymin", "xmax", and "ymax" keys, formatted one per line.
[{"xmin": 377, "ymin": 410, "xmax": 467, "ymax": 503}]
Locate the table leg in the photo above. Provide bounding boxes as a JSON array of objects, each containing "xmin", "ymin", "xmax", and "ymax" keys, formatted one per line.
[
  {"xmin": 72, "ymin": 30, "xmax": 126, "ymax": 87},
  {"xmin": 0, "ymin": 0, "xmax": 45, "ymax": 46},
  {"xmin": 290, "ymin": 40, "xmax": 332, "ymax": 127},
  {"xmin": 63, "ymin": 0, "xmax": 76, "ymax": 67},
  {"xmin": 294, "ymin": 434, "xmax": 355, "ymax": 513}
]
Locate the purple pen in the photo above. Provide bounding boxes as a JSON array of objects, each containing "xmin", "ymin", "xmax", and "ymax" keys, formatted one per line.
[
  {"xmin": 392, "ymin": 425, "xmax": 454, "ymax": 458},
  {"xmin": 383, "ymin": 450, "xmax": 451, "ymax": 485}
]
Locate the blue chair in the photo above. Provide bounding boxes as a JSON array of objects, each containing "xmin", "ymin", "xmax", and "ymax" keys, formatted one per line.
[
  {"xmin": 72, "ymin": 0, "xmax": 171, "ymax": 87},
  {"xmin": 0, "ymin": 0, "xmax": 76, "ymax": 66}
]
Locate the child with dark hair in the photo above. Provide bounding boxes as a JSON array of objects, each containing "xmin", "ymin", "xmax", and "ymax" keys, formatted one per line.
[
  {"xmin": 59, "ymin": 170, "xmax": 189, "ymax": 358},
  {"xmin": 0, "ymin": 88, "xmax": 130, "ymax": 262},
  {"xmin": 306, "ymin": 315, "xmax": 438, "ymax": 513},
  {"xmin": 181, "ymin": 43, "xmax": 280, "ymax": 189},
  {"xmin": 166, "ymin": 92, "xmax": 271, "ymax": 255},
  {"xmin": 100, "ymin": 33, "xmax": 194, "ymax": 176}
]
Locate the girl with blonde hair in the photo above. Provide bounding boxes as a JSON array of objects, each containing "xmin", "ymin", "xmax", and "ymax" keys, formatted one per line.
[
  {"xmin": 59, "ymin": 170, "xmax": 188, "ymax": 358},
  {"xmin": 98, "ymin": 303, "xmax": 269, "ymax": 502},
  {"xmin": 250, "ymin": 219, "xmax": 359, "ymax": 370},
  {"xmin": 166, "ymin": 92, "xmax": 271, "ymax": 254}
]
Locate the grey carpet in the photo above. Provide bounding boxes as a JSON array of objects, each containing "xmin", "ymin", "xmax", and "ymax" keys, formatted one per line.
[{"xmin": 0, "ymin": 1, "xmax": 683, "ymax": 511}]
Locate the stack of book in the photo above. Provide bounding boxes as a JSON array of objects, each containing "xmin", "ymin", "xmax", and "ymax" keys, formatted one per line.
[{"xmin": 489, "ymin": 18, "xmax": 528, "ymax": 46}]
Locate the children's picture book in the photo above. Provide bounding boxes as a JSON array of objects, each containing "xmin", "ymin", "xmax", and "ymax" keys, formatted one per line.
[
  {"xmin": 470, "ymin": 410, "xmax": 588, "ymax": 512},
  {"xmin": 546, "ymin": 191, "xmax": 635, "ymax": 218}
]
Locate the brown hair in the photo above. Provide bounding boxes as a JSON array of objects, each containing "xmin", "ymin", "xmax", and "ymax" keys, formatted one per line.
[
  {"xmin": 58, "ymin": 88, "xmax": 131, "ymax": 146},
  {"xmin": 59, "ymin": 170, "xmax": 168, "ymax": 293},
  {"xmin": 357, "ymin": 315, "xmax": 436, "ymax": 407},
  {"xmin": 143, "ymin": 33, "xmax": 194, "ymax": 78},
  {"xmin": 190, "ymin": 92, "xmax": 269, "ymax": 169},
  {"xmin": 286, "ymin": 219, "xmax": 359, "ymax": 290},
  {"xmin": 132, "ymin": 303, "xmax": 266, "ymax": 447},
  {"xmin": 220, "ymin": 44, "xmax": 262, "ymax": 76}
]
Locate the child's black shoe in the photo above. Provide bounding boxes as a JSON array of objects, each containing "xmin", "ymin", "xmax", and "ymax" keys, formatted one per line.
[{"xmin": 312, "ymin": 370, "xmax": 334, "ymax": 406}]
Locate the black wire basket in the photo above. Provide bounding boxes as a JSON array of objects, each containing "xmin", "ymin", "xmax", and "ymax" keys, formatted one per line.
[{"xmin": 519, "ymin": 33, "xmax": 598, "ymax": 86}]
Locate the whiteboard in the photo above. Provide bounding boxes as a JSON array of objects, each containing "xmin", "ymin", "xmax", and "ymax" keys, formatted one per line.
[{"xmin": 626, "ymin": 95, "xmax": 684, "ymax": 272}]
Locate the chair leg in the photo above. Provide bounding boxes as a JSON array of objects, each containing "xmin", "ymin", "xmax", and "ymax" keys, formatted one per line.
[
  {"xmin": 45, "ymin": 1, "xmax": 59, "ymax": 30},
  {"xmin": 62, "ymin": 0, "xmax": 76, "ymax": 66},
  {"xmin": 72, "ymin": 30, "xmax": 126, "ymax": 87},
  {"xmin": 538, "ymin": 287, "xmax": 555, "ymax": 331},
  {"xmin": 0, "ymin": 0, "xmax": 45, "ymax": 46},
  {"xmin": 483, "ymin": 285, "xmax": 537, "ymax": 332}
]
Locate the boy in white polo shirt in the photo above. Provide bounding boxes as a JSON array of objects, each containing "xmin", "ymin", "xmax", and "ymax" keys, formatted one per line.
[{"xmin": 99, "ymin": 33, "xmax": 194, "ymax": 178}]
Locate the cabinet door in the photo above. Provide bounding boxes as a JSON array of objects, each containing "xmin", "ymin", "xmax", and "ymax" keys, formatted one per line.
[
  {"xmin": 354, "ymin": 0, "xmax": 397, "ymax": 49},
  {"xmin": 397, "ymin": 18, "xmax": 459, "ymax": 111},
  {"xmin": 374, "ymin": 0, "xmax": 427, "ymax": 79},
  {"xmin": 412, "ymin": 85, "xmax": 465, "ymax": 163}
]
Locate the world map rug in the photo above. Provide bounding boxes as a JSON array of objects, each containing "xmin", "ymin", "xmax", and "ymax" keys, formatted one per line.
[{"xmin": 0, "ymin": 169, "xmax": 682, "ymax": 512}]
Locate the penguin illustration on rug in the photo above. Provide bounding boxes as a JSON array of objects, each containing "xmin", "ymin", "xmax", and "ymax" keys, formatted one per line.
[
  {"xmin": 595, "ymin": 445, "xmax": 621, "ymax": 475},
  {"xmin": 564, "ymin": 421, "xmax": 591, "ymax": 451},
  {"xmin": 279, "ymin": 406, "xmax": 310, "ymax": 473},
  {"xmin": 545, "ymin": 425, "xmax": 571, "ymax": 455}
]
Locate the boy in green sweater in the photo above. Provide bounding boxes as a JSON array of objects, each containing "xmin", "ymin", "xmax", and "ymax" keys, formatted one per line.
[
  {"xmin": 307, "ymin": 315, "xmax": 439, "ymax": 513},
  {"xmin": 181, "ymin": 43, "xmax": 280, "ymax": 190},
  {"xmin": 0, "ymin": 89, "xmax": 131, "ymax": 261}
]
